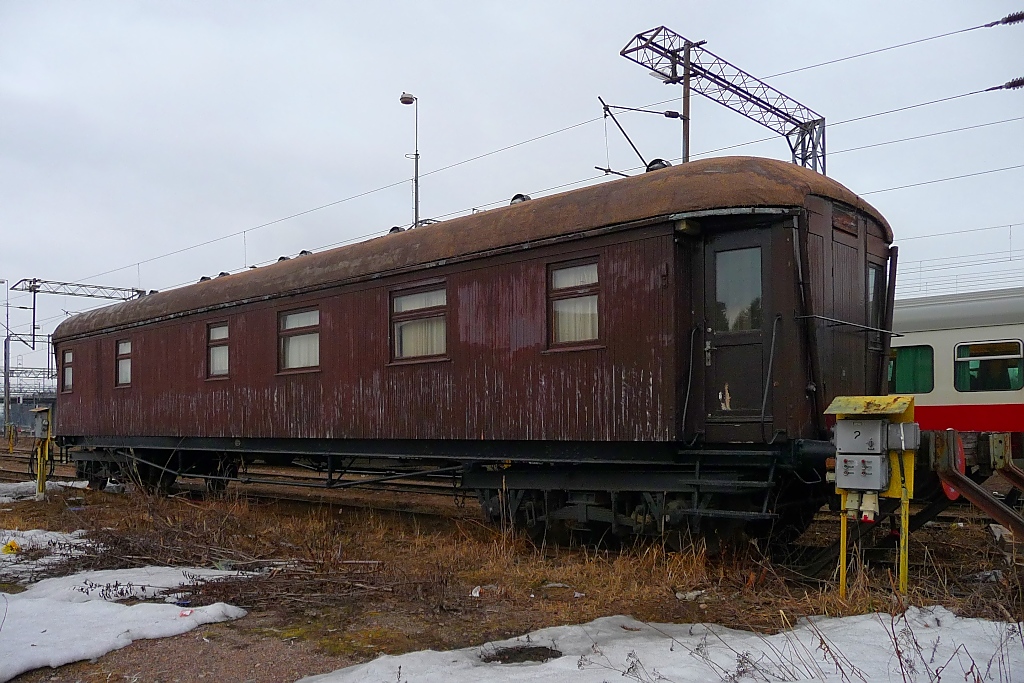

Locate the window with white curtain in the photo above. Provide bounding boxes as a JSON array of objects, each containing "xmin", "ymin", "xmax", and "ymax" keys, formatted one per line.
[
  {"xmin": 208, "ymin": 323, "xmax": 229, "ymax": 377},
  {"xmin": 549, "ymin": 261, "xmax": 599, "ymax": 346},
  {"xmin": 392, "ymin": 287, "xmax": 447, "ymax": 359},
  {"xmin": 279, "ymin": 309, "xmax": 320, "ymax": 370},
  {"xmin": 62, "ymin": 350, "xmax": 73, "ymax": 391},
  {"xmin": 116, "ymin": 340, "xmax": 132, "ymax": 386}
]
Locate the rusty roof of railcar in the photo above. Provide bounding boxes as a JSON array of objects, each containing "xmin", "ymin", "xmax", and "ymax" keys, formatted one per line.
[{"xmin": 54, "ymin": 156, "xmax": 890, "ymax": 341}]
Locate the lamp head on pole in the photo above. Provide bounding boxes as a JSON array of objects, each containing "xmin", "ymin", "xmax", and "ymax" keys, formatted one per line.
[{"xmin": 399, "ymin": 92, "xmax": 416, "ymax": 105}]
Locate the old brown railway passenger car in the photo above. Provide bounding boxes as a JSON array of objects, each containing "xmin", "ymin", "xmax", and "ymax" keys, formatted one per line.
[{"xmin": 53, "ymin": 156, "xmax": 894, "ymax": 542}]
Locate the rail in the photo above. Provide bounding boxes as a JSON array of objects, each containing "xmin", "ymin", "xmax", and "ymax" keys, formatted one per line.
[{"xmin": 933, "ymin": 429, "xmax": 1024, "ymax": 539}]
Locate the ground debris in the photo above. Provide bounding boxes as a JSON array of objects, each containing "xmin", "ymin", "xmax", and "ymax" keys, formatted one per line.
[{"xmin": 480, "ymin": 644, "xmax": 562, "ymax": 663}]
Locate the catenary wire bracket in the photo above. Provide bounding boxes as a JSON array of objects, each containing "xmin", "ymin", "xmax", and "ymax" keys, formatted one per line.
[{"xmin": 621, "ymin": 26, "xmax": 827, "ymax": 174}]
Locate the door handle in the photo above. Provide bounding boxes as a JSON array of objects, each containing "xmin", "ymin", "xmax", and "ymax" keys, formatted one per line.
[{"xmin": 704, "ymin": 340, "xmax": 713, "ymax": 367}]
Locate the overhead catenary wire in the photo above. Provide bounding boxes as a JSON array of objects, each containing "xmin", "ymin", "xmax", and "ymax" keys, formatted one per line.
[
  {"xmin": 20, "ymin": 164, "xmax": 1024, "ymax": 337},
  {"xmin": 829, "ymin": 117, "xmax": 1024, "ymax": 155},
  {"xmin": 860, "ymin": 164, "xmax": 1024, "ymax": 195},
  {"xmin": 385, "ymin": 109, "xmax": 1024, "ymax": 224},
  {"xmin": 688, "ymin": 88, "xmax": 999, "ymax": 159},
  {"xmin": 52, "ymin": 78, "xmax": 1010, "ymax": 295},
  {"xmin": 10, "ymin": 17, "xmax": 1024, "ymax": 337},
  {"xmin": 897, "ymin": 247, "xmax": 1024, "ymax": 274},
  {"xmin": 15, "ymin": 160, "xmax": 1024, "ymax": 337},
  {"xmin": 896, "ymin": 268, "xmax": 1024, "ymax": 296},
  {"xmin": 14, "ymin": 163, "xmax": 1024, "ymax": 339},
  {"xmin": 763, "ymin": 11, "xmax": 1024, "ymax": 79},
  {"xmin": 898, "ymin": 222, "xmax": 1020, "ymax": 241}
]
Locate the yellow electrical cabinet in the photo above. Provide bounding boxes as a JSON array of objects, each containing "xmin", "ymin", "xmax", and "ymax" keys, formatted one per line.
[{"xmin": 824, "ymin": 395, "xmax": 919, "ymax": 596}]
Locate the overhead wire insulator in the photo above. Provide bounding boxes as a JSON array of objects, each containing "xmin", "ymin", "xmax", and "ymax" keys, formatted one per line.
[
  {"xmin": 985, "ymin": 10, "xmax": 1024, "ymax": 26},
  {"xmin": 986, "ymin": 77, "xmax": 1024, "ymax": 91}
]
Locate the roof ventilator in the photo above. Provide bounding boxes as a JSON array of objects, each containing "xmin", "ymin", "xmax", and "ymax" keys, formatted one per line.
[
  {"xmin": 510, "ymin": 193, "xmax": 531, "ymax": 205},
  {"xmin": 646, "ymin": 158, "xmax": 672, "ymax": 172}
]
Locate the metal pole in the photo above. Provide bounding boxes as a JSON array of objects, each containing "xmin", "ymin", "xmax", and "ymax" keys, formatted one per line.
[
  {"xmin": 681, "ymin": 41, "xmax": 692, "ymax": 163},
  {"xmin": 31, "ymin": 288, "xmax": 37, "ymax": 350},
  {"xmin": 3, "ymin": 281, "xmax": 9, "ymax": 443},
  {"xmin": 839, "ymin": 492, "xmax": 848, "ymax": 599},
  {"xmin": 400, "ymin": 92, "xmax": 420, "ymax": 228},
  {"xmin": 413, "ymin": 97, "xmax": 420, "ymax": 228},
  {"xmin": 3, "ymin": 336, "xmax": 9, "ymax": 443},
  {"xmin": 899, "ymin": 473, "xmax": 910, "ymax": 594}
]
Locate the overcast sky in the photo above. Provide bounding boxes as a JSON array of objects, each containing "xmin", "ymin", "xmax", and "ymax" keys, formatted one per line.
[{"xmin": 1, "ymin": 1, "xmax": 1021, "ymax": 375}]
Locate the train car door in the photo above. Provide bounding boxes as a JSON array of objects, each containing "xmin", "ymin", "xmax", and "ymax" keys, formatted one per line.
[{"xmin": 703, "ymin": 229, "xmax": 771, "ymax": 441}]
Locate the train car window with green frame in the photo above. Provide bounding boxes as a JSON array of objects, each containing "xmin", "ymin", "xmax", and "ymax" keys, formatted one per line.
[
  {"xmin": 279, "ymin": 309, "xmax": 320, "ymax": 370},
  {"xmin": 548, "ymin": 260, "xmax": 599, "ymax": 346},
  {"xmin": 61, "ymin": 349, "xmax": 73, "ymax": 392},
  {"xmin": 888, "ymin": 345, "xmax": 934, "ymax": 393},
  {"xmin": 954, "ymin": 340, "xmax": 1024, "ymax": 392},
  {"xmin": 391, "ymin": 286, "xmax": 447, "ymax": 360}
]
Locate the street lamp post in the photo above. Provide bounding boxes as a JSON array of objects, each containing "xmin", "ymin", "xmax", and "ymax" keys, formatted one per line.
[{"xmin": 400, "ymin": 92, "xmax": 419, "ymax": 228}]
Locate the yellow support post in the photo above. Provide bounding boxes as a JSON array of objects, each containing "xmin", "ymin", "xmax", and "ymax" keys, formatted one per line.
[
  {"xmin": 32, "ymin": 407, "xmax": 51, "ymax": 501},
  {"xmin": 899, "ymin": 481, "xmax": 910, "ymax": 593},
  {"xmin": 839, "ymin": 492, "xmax": 848, "ymax": 599}
]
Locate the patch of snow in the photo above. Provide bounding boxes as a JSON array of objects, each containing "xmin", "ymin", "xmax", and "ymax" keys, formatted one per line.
[
  {"xmin": 299, "ymin": 608, "xmax": 1024, "ymax": 683},
  {"xmin": 0, "ymin": 529, "xmax": 91, "ymax": 582},
  {"xmin": 0, "ymin": 481, "xmax": 63, "ymax": 503},
  {"xmin": 0, "ymin": 566, "xmax": 247, "ymax": 682}
]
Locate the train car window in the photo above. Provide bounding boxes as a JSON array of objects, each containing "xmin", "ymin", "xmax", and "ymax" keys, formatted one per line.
[
  {"xmin": 279, "ymin": 309, "xmax": 320, "ymax": 370},
  {"xmin": 115, "ymin": 340, "xmax": 131, "ymax": 386},
  {"xmin": 888, "ymin": 345, "xmax": 934, "ymax": 393},
  {"xmin": 61, "ymin": 350, "xmax": 73, "ymax": 392},
  {"xmin": 954, "ymin": 340, "xmax": 1024, "ymax": 392},
  {"xmin": 208, "ymin": 323, "xmax": 229, "ymax": 377},
  {"xmin": 714, "ymin": 248, "xmax": 761, "ymax": 332},
  {"xmin": 549, "ymin": 262, "xmax": 599, "ymax": 345},
  {"xmin": 867, "ymin": 264, "xmax": 886, "ymax": 348},
  {"xmin": 392, "ymin": 288, "xmax": 447, "ymax": 359}
]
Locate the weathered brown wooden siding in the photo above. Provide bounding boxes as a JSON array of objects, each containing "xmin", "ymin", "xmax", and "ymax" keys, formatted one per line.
[
  {"xmin": 805, "ymin": 196, "xmax": 887, "ymax": 406},
  {"xmin": 56, "ymin": 229, "xmax": 677, "ymax": 442},
  {"xmin": 54, "ymin": 157, "xmax": 894, "ymax": 449}
]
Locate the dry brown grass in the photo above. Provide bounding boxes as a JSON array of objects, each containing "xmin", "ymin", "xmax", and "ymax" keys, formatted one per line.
[{"xmin": 3, "ymin": 484, "xmax": 1024, "ymax": 658}]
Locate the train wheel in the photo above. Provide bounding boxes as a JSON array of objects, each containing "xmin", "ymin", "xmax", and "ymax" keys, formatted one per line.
[
  {"xmin": 519, "ymin": 491, "xmax": 575, "ymax": 547},
  {"xmin": 661, "ymin": 529, "xmax": 687, "ymax": 553},
  {"xmin": 132, "ymin": 451, "xmax": 178, "ymax": 494},
  {"xmin": 206, "ymin": 457, "xmax": 238, "ymax": 494},
  {"xmin": 757, "ymin": 500, "xmax": 822, "ymax": 548},
  {"xmin": 76, "ymin": 462, "xmax": 108, "ymax": 491},
  {"xmin": 476, "ymin": 488, "xmax": 572, "ymax": 546},
  {"xmin": 746, "ymin": 480, "xmax": 830, "ymax": 549}
]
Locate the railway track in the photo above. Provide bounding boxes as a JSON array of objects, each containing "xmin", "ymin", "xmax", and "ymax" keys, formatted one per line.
[
  {"xmin": 1, "ymin": 450, "xmax": 1018, "ymax": 553},
  {"xmin": 0, "ymin": 451, "xmax": 474, "ymax": 520}
]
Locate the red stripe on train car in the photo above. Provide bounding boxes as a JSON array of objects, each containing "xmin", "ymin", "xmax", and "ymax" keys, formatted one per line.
[{"xmin": 914, "ymin": 403, "xmax": 1024, "ymax": 432}]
